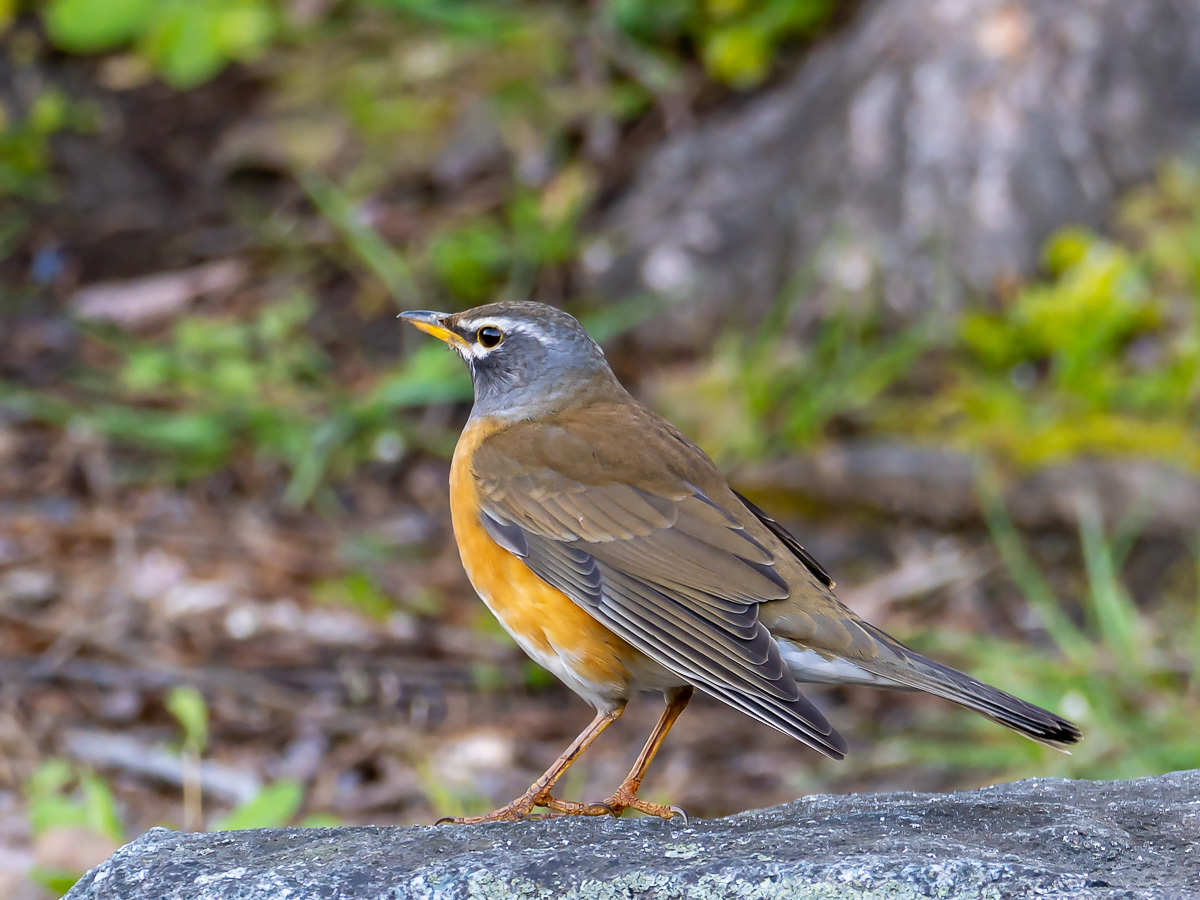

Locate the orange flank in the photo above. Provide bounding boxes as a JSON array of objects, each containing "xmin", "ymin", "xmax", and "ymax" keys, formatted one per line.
[{"xmin": 450, "ymin": 417, "xmax": 640, "ymax": 704}]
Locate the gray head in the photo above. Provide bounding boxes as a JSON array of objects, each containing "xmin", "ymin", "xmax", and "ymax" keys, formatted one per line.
[{"xmin": 399, "ymin": 302, "xmax": 623, "ymax": 419}]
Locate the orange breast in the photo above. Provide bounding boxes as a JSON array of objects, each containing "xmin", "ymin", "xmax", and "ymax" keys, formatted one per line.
[{"xmin": 449, "ymin": 417, "xmax": 642, "ymax": 708}]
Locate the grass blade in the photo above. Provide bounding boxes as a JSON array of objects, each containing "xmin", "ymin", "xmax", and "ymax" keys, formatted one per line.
[
  {"xmin": 1076, "ymin": 495, "xmax": 1142, "ymax": 664},
  {"xmin": 975, "ymin": 467, "xmax": 1092, "ymax": 663}
]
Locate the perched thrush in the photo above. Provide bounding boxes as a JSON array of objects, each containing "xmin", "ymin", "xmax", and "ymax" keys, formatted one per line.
[{"xmin": 400, "ymin": 301, "xmax": 1081, "ymax": 823}]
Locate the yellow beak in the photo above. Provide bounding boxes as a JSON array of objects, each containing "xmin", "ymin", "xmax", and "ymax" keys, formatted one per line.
[{"xmin": 398, "ymin": 310, "xmax": 468, "ymax": 348}]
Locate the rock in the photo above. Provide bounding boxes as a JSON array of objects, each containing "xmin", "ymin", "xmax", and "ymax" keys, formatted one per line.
[
  {"xmin": 594, "ymin": 0, "xmax": 1200, "ymax": 351},
  {"xmin": 67, "ymin": 770, "xmax": 1200, "ymax": 899}
]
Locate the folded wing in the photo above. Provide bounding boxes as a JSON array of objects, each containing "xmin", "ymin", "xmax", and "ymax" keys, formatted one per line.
[{"xmin": 472, "ymin": 408, "xmax": 847, "ymax": 759}]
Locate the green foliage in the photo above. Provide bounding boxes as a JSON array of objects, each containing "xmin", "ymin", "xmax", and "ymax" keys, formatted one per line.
[
  {"xmin": 17, "ymin": 705, "xmax": 326, "ymax": 895},
  {"xmin": 17, "ymin": 707, "xmax": 326, "ymax": 895},
  {"xmin": 941, "ymin": 169, "xmax": 1200, "ymax": 468},
  {"xmin": 42, "ymin": 0, "xmax": 156, "ymax": 51},
  {"xmin": 165, "ymin": 685, "xmax": 210, "ymax": 754},
  {"xmin": 888, "ymin": 484, "xmax": 1200, "ymax": 782},
  {"xmin": 428, "ymin": 183, "xmax": 588, "ymax": 302},
  {"xmin": 313, "ymin": 572, "xmax": 396, "ymax": 621},
  {"xmin": 1121, "ymin": 161, "xmax": 1200, "ymax": 296},
  {"xmin": 672, "ymin": 162, "xmax": 1200, "ymax": 472},
  {"xmin": 1, "ymin": 162, "xmax": 662, "ymax": 501},
  {"xmin": 24, "ymin": 760, "xmax": 124, "ymax": 843},
  {"xmin": 3, "ymin": 0, "xmax": 836, "ymax": 493},
  {"xmin": 43, "ymin": 0, "xmax": 278, "ymax": 88},
  {"xmin": 658, "ymin": 295, "xmax": 936, "ymax": 463},
  {"xmin": 415, "ymin": 760, "xmax": 493, "ymax": 820},
  {"xmin": 364, "ymin": 0, "xmax": 524, "ymax": 38},
  {"xmin": 608, "ymin": 0, "xmax": 837, "ymax": 88},
  {"xmin": 1, "ymin": 278, "xmax": 469, "ymax": 499},
  {"xmin": 0, "ymin": 87, "xmax": 96, "ymax": 200},
  {"xmin": 23, "ymin": 760, "xmax": 123, "ymax": 894},
  {"xmin": 162, "ymin": 686, "xmax": 314, "ymax": 833},
  {"xmin": 211, "ymin": 779, "xmax": 305, "ymax": 831},
  {"xmin": 86, "ymin": 293, "xmax": 330, "ymax": 476},
  {"xmin": 430, "ymin": 219, "xmax": 511, "ymax": 302},
  {"xmin": 302, "ymin": 174, "xmax": 421, "ymax": 308}
]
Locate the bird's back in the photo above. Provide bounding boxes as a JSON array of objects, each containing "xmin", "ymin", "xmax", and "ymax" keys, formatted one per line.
[{"xmin": 467, "ymin": 395, "xmax": 1080, "ymax": 751}]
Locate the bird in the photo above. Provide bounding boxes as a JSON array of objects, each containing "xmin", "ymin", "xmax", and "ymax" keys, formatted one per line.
[{"xmin": 400, "ymin": 301, "xmax": 1081, "ymax": 824}]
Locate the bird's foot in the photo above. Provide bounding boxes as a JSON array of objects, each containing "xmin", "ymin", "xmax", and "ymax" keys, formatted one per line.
[
  {"xmin": 571, "ymin": 785, "xmax": 687, "ymax": 822},
  {"xmin": 435, "ymin": 785, "xmax": 573, "ymax": 824}
]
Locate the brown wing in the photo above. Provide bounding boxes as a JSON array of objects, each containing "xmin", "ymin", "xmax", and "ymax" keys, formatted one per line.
[
  {"xmin": 471, "ymin": 402, "xmax": 846, "ymax": 758},
  {"xmin": 733, "ymin": 490, "xmax": 835, "ymax": 589}
]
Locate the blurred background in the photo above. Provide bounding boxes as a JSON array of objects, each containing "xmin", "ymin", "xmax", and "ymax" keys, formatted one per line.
[{"xmin": 2, "ymin": 0, "xmax": 1200, "ymax": 894}]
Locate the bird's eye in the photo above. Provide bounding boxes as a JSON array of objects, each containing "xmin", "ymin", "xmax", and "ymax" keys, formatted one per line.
[{"xmin": 476, "ymin": 326, "xmax": 504, "ymax": 349}]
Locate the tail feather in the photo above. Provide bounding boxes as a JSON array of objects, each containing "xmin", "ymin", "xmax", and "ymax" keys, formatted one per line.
[
  {"xmin": 745, "ymin": 494, "xmax": 1081, "ymax": 749},
  {"xmin": 857, "ymin": 624, "xmax": 1082, "ymax": 748}
]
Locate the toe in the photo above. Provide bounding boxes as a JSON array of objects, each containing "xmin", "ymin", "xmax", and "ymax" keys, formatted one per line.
[{"xmin": 667, "ymin": 805, "xmax": 689, "ymax": 825}]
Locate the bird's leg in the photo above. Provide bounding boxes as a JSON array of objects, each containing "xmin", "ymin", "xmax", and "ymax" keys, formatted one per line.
[
  {"xmin": 573, "ymin": 686, "xmax": 694, "ymax": 821},
  {"xmin": 436, "ymin": 704, "xmax": 625, "ymax": 824}
]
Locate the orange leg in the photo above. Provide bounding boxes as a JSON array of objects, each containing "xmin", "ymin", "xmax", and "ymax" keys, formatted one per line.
[
  {"xmin": 437, "ymin": 703, "xmax": 625, "ymax": 825},
  {"xmin": 557, "ymin": 686, "xmax": 694, "ymax": 821}
]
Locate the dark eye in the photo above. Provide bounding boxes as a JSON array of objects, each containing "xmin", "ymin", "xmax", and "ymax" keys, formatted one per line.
[{"xmin": 476, "ymin": 326, "xmax": 504, "ymax": 349}]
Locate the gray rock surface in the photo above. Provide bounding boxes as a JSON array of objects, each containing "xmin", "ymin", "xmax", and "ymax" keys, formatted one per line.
[
  {"xmin": 68, "ymin": 770, "xmax": 1200, "ymax": 899},
  {"xmin": 593, "ymin": 0, "xmax": 1200, "ymax": 350}
]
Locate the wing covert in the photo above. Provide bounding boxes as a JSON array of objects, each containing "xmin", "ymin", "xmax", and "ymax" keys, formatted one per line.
[{"xmin": 473, "ymin": 416, "xmax": 846, "ymax": 759}]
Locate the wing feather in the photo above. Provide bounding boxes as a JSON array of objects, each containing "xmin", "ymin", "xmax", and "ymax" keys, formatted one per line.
[{"xmin": 472, "ymin": 413, "xmax": 847, "ymax": 759}]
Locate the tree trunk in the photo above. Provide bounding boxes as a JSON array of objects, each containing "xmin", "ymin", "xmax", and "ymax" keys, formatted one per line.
[{"xmin": 591, "ymin": 0, "xmax": 1200, "ymax": 351}]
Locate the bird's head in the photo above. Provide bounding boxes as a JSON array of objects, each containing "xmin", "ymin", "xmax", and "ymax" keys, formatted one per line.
[{"xmin": 400, "ymin": 302, "xmax": 621, "ymax": 418}]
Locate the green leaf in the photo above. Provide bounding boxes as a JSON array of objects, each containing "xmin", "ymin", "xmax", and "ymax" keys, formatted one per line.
[
  {"xmin": 80, "ymin": 773, "xmax": 124, "ymax": 842},
  {"xmin": 300, "ymin": 173, "xmax": 422, "ymax": 308},
  {"xmin": 141, "ymin": 4, "xmax": 228, "ymax": 90},
  {"xmin": 213, "ymin": 780, "xmax": 304, "ymax": 831},
  {"xmin": 364, "ymin": 0, "xmax": 522, "ymax": 38},
  {"xmin": 1042, "ymin": 227, "xmax": 1094, "ymax": 276},
  {"xmin": 165, "ymin": 686, "xmax": 209, "ymax": 753},
  {"xmin": 702, "ymin": 23, "xmax": 771, "ymax": 88},
  {"xmin": 31, "ymin": 867, "xmax": 84, "ymax": 895},
  {"xmin": 312, "ymin": 572, "xmax": 394, "ymax": 621},
  {"xmin": 44, "ymin": 0, "xmax": 155, "ymax": 52},
  {"xmin": 92, "ymin": 407, "xmax": 231, "ymax": 459},
  {"xmin": 605, "ymin": 0, "xmax": 694, "ymax": 42},
  {"xmin": 27, "ymin": 795, "xmax": 90, "ymax": 838},
  {"xmin": 214, "ymin": 3, "xmax": 277, "ymax": 61},
  {"xmin": 120, "ymin": 348, "xmax": 173, "ymax": 392},
  {"xmin": 430, "ymin": 220, "xmax": 511, "ymax": 302},
  {"xmin": 25, "ymin": 759, "xmax": 74, "ymax": 802},
  {"xmin": 577, "ymin": 296, "xmax": 664, "ymax": 344},
  {"xmin": 975, "ymin": 470, "xmax": 1092, "ymax": 664},
  {"xmin": 28, "ymin": 89, "xmax": 70, "ymax": 135},
  {"xmin": 23, "ymin": 760, "xmax": 123, "ymax": 843},
  {"xmin": 1078, "ymin": 505, "xmax": 1142, "ymax": 663},
  {"xmin": 364, "ymin": 345, "xmax": 472, "ymax": 409}
]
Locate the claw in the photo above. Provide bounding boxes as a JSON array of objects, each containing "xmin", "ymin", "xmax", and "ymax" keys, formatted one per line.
[
  {"xmin": 667, "ymin": 805, "xmax": 689, "ymax": 825},
  {"xmin": 584, "ymin": 802, "xmax": 618, "ymax": 818}
]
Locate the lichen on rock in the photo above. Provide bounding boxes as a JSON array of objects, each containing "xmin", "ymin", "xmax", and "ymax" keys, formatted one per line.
[{"xmin": 67, "ymin": 770, "xmax": 1200, "ymax": 899}]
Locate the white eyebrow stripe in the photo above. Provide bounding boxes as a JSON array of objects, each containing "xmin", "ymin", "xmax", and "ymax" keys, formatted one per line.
[{"xmin": 456, "ymin": 317, "xmax": 554, "ymax": 347}]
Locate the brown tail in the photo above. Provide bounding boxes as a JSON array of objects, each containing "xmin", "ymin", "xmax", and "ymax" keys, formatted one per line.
[{"xmin": 860, "ymin": 623, "xmax": 1082, "ymax": 748}]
